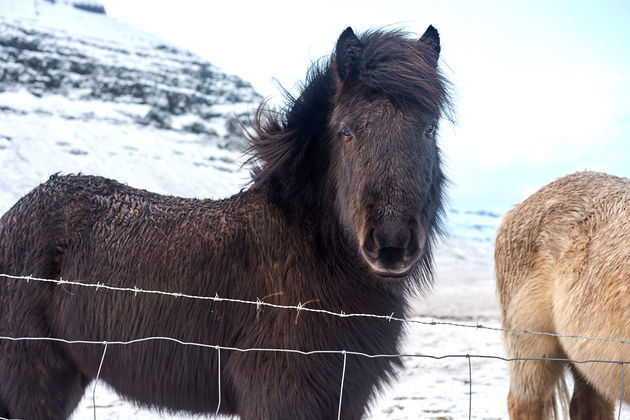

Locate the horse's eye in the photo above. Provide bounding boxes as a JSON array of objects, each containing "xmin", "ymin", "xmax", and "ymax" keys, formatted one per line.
[
  {"xmin": 424, "ymin": 122, "xmax": 437, "ymax": 136},
  {"xmin": 340, "ymin": 127, "xmax": 353, "ymax": 140}
]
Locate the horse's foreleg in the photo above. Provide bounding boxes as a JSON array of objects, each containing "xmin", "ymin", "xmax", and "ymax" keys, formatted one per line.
[
  {"xmin": 0, "ymin": 402, "xmax": 9, "ymax": 419},
  {"xmin": 569, "ymin": 366, "xmax": 614, "ymax": 420},
  {"xmin": 0, "ymin": 341, "xmax": 89, "ymax": 420}
]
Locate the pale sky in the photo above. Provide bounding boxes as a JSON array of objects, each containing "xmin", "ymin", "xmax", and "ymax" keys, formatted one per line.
[{"xmin": 102, "ymin": 0, "xmax": 630, "ymax": 212}]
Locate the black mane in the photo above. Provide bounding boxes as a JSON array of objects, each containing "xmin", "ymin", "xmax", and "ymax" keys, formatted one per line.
[{"xmin": 246, "ymin": 62, "xmax": 334, "ymax": 209}]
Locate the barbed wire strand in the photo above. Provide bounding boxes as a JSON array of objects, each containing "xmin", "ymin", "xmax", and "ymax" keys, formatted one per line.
[
  {"xmin": 92, "ymin": 342, "xmax": 108, "ymax": 420},
  {"xmin": 0, "ymin": 333, "xmax": 629, "ymax": 419},
  {"xmin": 0, "ymin": 334, "xmax": 628, "ymax": 366},
  {"xmin": 3, "ymin": 273, "xmax": 630, "ymax": 347}
]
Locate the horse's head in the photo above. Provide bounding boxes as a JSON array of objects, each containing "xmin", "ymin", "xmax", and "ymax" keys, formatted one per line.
[{"xmin": 329, "ymin": 27, "xmax": 448, "ymax": 280}]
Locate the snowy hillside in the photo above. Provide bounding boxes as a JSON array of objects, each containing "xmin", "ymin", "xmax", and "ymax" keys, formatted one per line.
[
  {"xmin": 0, "ymin": 0, "xmax": 261, "ymax": 214},
  {"xmin": 446, "ymin": 208, "xmax": 500, "ymax": 243}
]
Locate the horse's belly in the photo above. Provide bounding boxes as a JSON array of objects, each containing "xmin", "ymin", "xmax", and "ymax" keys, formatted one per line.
[{"xmin": 79, "ymin": 342, "xmax": 235, "ymax": 415}]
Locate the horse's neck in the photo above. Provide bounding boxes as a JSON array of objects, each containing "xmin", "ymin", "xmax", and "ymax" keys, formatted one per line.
[{"xmin": 232, "ymin": 184, "xmax": 405, "ymax": 315}]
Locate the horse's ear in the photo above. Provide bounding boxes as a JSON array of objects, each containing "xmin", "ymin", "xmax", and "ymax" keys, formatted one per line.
[
  {"xmin": 418, "ymin": 25, "xmax": 440, "ymax": 68},
  {"xmin": 335, "ymin": 27, "xmax": 363, "ymax": 82}
]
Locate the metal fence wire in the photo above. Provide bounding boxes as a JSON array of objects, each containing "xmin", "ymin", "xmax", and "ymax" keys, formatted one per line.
[{"xmin": 0, "ymin": 273, "xmax": 628, "ymax": 420}]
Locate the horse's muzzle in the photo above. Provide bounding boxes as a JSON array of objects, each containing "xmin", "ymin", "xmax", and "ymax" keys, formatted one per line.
[{"xmin": 360, "ymin": 220, "xmax": 425, "ymax": 278}]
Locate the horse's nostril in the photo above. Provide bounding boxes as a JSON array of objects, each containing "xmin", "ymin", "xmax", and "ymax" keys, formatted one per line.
[
  {"xmin": 362, "ymin": 224, "xmax": 421, "ymax": 260},
  {"xmin": 362, "ymin": 228, "xmax": 378, "ymax": 258},
  {"xmin": 406, "ymin": 228, "xmax": 419, "ymax": 257}
]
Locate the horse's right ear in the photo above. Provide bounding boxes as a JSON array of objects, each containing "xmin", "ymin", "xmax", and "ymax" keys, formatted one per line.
[
  {"xmin": 418, "ymin": 25, "xmax": 440, "ymax": 68},
  {"xmin": 335, "ymin": 27, "xmax": 363, "ymax": 82}
]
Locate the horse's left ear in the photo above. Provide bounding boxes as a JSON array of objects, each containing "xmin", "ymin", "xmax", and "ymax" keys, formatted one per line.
[
  {"xmin": 335, "ymin": 27, "xmax": 364, "ymax": 82},
  {"xmin": 418, "ymin": 25, "xmax": 440, "ymax": 68}
]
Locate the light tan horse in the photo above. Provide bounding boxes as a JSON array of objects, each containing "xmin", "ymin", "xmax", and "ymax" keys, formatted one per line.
[{"xmin": 496, "ymin": 171, "xmax": 630, "ymax": 420}]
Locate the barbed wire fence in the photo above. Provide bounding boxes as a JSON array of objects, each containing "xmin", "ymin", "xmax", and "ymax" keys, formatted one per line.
[{"xmin": 0, "ymin": 272, "xmax": 628, "ymax": 420}]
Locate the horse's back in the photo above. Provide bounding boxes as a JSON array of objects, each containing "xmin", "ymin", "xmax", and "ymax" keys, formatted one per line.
[
  {"xmin": 496, "ymin": 171, "xmax": 630, "ymax": 319},
  {"xmin": 0, "ymin": 172, "xmax": 256, "ymax": 336}
]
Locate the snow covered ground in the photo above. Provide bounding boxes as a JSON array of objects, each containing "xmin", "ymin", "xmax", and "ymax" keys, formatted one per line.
[{"xmin": 0, "ymin": 88, "xmax": 251, "ymax": 213}]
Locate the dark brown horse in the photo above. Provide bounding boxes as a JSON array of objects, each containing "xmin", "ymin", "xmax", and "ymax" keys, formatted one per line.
[{"xmin": 0, "ymin": 26, "xmax": 451, "ymax": 419}]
